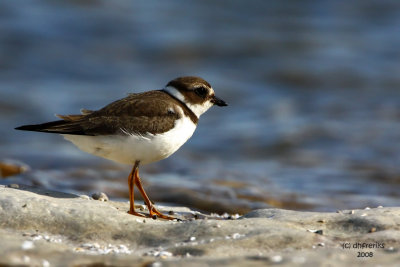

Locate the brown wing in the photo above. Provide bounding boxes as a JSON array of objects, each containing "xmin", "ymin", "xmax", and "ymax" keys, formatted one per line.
[
  {"xmin": 15, "ymin": 91, "xmax": 184, "ymax": 136},
  {"xmin": 55, "ymin": 114, "xmax": 84, "ymax": 121}
]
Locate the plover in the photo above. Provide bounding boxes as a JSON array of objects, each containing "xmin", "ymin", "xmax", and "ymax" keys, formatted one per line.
[{"xmin": 15, "ymin": 76, "xmax": 227, "ymax": 220}]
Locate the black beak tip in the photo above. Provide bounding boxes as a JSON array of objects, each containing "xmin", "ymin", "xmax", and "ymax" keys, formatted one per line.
[
  {"xmin": 219, "ymin": 101, "xmax": 228, "ymax": 107},
  {"xmin": 212, "ymin": 96, "xmax": 228, "ymax": 107}
]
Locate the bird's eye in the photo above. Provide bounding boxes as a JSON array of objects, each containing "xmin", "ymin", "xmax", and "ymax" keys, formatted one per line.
[{"xmin": 194, "ymin": 87, "xmax": 208, "ymax": 97}]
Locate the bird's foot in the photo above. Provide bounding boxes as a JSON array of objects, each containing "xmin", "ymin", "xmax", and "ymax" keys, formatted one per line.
[
  {"xmin": 127, "ymin": 210, "xmax": 146, "ymax": 217},
  {"xmin": 127, "ymin": 207, "xmax": 178, "ymax": 220},
  {"xmin": 149, "ymin": 206, "xmax": 176, "ymax": 220}
]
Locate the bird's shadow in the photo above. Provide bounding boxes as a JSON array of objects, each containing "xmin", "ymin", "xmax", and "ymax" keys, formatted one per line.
[{"xmin": 5, "ymin": 184, "xmax": 79, "ymax": 199}]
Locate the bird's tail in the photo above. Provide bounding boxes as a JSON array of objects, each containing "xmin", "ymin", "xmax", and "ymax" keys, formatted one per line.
[{"xmin": 15, "ymin": 114, "xmax": 86, "ymax": 135}]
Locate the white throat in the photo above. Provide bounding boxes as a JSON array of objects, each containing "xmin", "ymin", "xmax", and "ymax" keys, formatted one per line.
[{"xmin": 164, "ymin": 86, "xmax": 213, "ymax": 118}]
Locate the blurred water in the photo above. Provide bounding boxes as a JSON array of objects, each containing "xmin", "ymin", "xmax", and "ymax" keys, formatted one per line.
[{"xmin": 1, "ymin": 0, "xmax": 400, "ymax": 213}]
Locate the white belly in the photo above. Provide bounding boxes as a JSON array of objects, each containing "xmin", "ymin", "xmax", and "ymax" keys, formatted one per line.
[{"xmin": 62, "ymin": 116, "xmax": 196, "ymax": 165}]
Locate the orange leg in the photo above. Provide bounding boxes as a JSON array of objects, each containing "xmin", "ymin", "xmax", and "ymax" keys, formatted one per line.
[
  {"xmin": 133, "ymin": 167, "xmax": 175, "ymax": 220},
  {"xmin": 127, "ymin": 161, "xmax": 145, "ymax": 217}
]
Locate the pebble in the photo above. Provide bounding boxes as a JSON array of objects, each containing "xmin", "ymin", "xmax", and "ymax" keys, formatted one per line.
[
  {"xmin": 32, "ymin": 234, "xmax": 42, "ymax": 241},
  {"xmin": 8, "ymin": 184, "xmax": 19, "ymax": 189},
  {"xmin": 307, "ymin": 229, "xmax": 323, "ymax": 235},
  {"xmin": 21, "ymin": 241, "xmax": 34, "ymax": 250},
  {"xmin": 385, "ymin": 247, "xmax": 397, "ymax": 253},
  {"xmin": 209, "ymin": 212, "xmax": 240, "ymax": 220},
  {"xmin": 23, "ymin": 232, "xmax": 62, "ymax": 243},
  {"xmin": 230, "ymin": 214, "xmax": 241, "ymax": 219},
  {"xmin": 270, "ymin": 255, "xmax": 282, "ymax": 263},
  {"xmin": 159, "ymin": 251, "xmax": 173, "ymax": 258},
  {"xmin": 231, "ymin": 233, "xmax": 244, "ymax": 239},
  {"xmin": 145, "ymin": 250, "xmax": 173, "ymax": 258},
  {"xmin": 91, "ymin": 192, "xmax": 109, "ymax": 202},
  {"xmin": 225, "ymin": 233, "xmax": 245, "ymax": 240},
  {"xmin": 150, "ymin": 262, "xmax": 162, "ymax": 267},
  {"xmin": 76, "ymin": 243, "xmax": 132, "ymax": 254}
]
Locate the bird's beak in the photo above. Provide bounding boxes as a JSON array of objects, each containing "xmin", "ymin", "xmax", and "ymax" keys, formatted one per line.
[{"xmin": 211, "ymin": 95, "xmax": 228, "ymax": 106}]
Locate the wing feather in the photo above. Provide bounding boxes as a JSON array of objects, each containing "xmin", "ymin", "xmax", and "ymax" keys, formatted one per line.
[{"xmin": 16, "ymin": 91, "xmax": 183, "ymax": 136}]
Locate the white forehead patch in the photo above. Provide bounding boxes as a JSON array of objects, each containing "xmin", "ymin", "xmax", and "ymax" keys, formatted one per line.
[{"xmin": 164, "ymin": 86, "xmax": 213, "ymax": 118}]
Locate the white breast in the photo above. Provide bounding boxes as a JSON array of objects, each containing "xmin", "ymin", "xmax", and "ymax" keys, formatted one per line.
[{"xmin": 62, "ymin": 116, "xmax": 196, "ymax": 165}]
